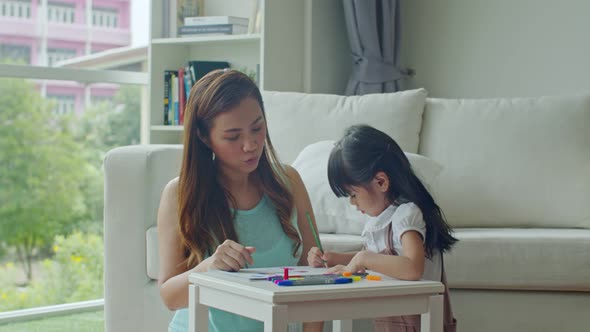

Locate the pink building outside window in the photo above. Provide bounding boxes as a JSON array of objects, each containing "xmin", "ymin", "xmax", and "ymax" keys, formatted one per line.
[{"xmin": 0, "ymin": 0, "xmax": 132, "ymax": 115}]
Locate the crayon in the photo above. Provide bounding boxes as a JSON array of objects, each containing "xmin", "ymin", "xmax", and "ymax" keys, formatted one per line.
[
  {"xmin": 306, "ymin": 211, "xmax": 328, "ymax": 267},
  {"xmin": 277, "ymin": 277, "xmax": 352, "ymax": 286}
]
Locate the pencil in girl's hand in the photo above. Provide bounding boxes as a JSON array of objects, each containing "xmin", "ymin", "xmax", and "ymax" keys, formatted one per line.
[{"xmin": 305, "ymin": 211, "xmax": 328, "ymax": 268}]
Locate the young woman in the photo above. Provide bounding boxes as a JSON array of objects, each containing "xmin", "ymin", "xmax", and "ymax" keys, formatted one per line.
[
  {"xmin": 158, "ymin": 69, "xmax": 321, "ymax": 332},
  {"xmin": 308, "ymin": 124, "xmax": 458, "ymax": 332}
]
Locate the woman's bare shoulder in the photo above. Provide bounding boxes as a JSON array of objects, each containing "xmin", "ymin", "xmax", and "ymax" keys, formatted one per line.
[
  {"xmin": 158, "ymin": 177, "xmax": 180, "ymax": 227},
  {"xmin": 281, "ymin": 164, "xmax": 305, "ymax": 195},
  {"xmin": 163, "ymin": 176, "xmax": 180, "ymax": 195}
]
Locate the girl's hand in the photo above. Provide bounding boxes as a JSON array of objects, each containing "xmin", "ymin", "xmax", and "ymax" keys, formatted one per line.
[
  {"xmin": 307, "ymin": 246, "xmax": 327, "ymax": 267},
  {"xmin": 327, "ymin": 264, "xmax": 347, "ymax": 273},
  {"xmin": 345, "ymin": 251, "xmax": 367, "ymax": 273},
  {"xmin": 206, "ymin": 240, "xmax": 255, "ymax": 271},
  {"xmin": 328, "ymin": 251, "xmax": 367, "ymax": 274}
]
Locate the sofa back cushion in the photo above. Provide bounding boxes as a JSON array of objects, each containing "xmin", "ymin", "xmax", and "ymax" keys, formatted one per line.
[
  {"xmin": 262, "ymin": 89, "xmax": 427, "ymax": 164},
  {"xmin": 419, "ymin": 94, "xmax": 590, "ymax": 228}
]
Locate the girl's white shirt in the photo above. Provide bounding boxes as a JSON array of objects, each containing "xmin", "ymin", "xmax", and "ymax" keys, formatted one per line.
[{"xmin": 361, "ymin": 203, "xmax": 442, "ymax": 281}]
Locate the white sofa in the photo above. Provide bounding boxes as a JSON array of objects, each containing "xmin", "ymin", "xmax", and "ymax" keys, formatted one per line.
[{"xmin": 104, "ymin": 89, "xmax": 590, "ymax": 332}]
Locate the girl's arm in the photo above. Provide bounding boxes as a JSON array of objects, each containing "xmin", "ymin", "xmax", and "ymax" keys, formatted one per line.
[
  {"xmin": 346, "ymin": 231, "xmax": 426, "ymax": 280},
  {"xmin": 324, "ymin": 251, "xmax": 357, "ymax": 266},
  {"xmin": 157, "ymin": 178, "xmax": 253, "ymax": 310},
  {"xmin": 308, "ymin": 247, "xmax": 357, "ymax": 267}
]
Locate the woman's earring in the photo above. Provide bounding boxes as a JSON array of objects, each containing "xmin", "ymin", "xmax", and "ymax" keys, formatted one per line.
[{"xmin": 212, "ymin": 152, "xmax": 216, "ymax": 161}]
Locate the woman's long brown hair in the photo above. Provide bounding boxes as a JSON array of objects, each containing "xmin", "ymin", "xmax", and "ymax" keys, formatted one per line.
[{"xmin": 178, "ymin": 69, "xmax": 301, "ymax": 269}]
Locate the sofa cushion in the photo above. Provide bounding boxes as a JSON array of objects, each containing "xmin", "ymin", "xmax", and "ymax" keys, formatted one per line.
[
  {"xmin": 419, "ymin": 94, "xmax": 590, "ymax": 229},
  {"xmin": 262, "ymin": 88, "xmax": 427, "ymax": 164},
  {"xmin": 320, "ymin": 233, "xmax": 364, "ymax": 253},
  {"xmin": 446, "ymin": 228, "xmax": 590, "ymax": 291},
  {"xmin": 146, "ymin": 227, "xmax": 159, "ymax": 280},
  {"xmin": 148, "ymin": 227, "xmax": 590, "ymax": 290},
  {"xmin": 292, "ymin": 140, "xmax": 443, "ymax": 234}
]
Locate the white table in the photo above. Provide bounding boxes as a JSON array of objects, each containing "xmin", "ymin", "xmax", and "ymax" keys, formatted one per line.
[{"xmin": 188, "ymin": 270, "xmax": 444, "ymax": 332}]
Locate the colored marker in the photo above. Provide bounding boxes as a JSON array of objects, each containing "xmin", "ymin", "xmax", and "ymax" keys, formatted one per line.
[
  {"xmin": 305, "ymin": 211, "xmax": 328, "ymax": 268},
  {"xmin": 277, "ymin": 277, "xmax": 352, "ymax": 286}
]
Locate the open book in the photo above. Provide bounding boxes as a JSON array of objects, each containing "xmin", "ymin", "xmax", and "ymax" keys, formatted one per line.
[{"xmin": 216, "ymin": 266, "xmax": 329, "ymax": 280}]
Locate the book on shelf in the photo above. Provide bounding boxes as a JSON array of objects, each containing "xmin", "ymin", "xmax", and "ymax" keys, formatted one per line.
[
  {"xmin": 184, "ymin": 16, "xmax": 249, "ymax": 27},
  {"xmin": 163, "ymin": 70, "xmax": 175, "ymax": 125},
  {"xmin": 162, "ymin": 61, "xmax": 230, "ymax": 125},
  {"xmin": 178, "ymin": 24, "xmax": 248, "ymax": 37},
  {"xmin": 177, "ymin": 68, "xmax": 186, "ymax": 125}
]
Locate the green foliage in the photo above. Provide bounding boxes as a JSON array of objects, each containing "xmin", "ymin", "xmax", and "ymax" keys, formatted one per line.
[
  {"xmin": 76, "ymin": 85, "xmax": 141, "ymax": 160},
  {"xmin": 0, "ymin": 310, "xmax": 103, "ymax": 332},
  {"xmin": 0, "ymin": 78, "xmax": 89, "ymax": 280},
  {"xmin": 73, "ymin": 85, "xmax": 141, "ymax": 232},
  {"xmin": 0, "ymin": 232, "xmax": 103, "ymax": 311}
]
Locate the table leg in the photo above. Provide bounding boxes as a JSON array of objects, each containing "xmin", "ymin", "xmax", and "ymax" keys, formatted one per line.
[
  {"xmin": 420, "ymin": 294, "xmax": 443, "ymax": 332},
  {"xmin": 189, "ymin": 284, "xmax": 209, "ymax": 332},
  {"xmin": 264, "ymin": 304, "xmax": 288, "ymax": 332},
  {"xmin": 333, "ymin": 319, "xmax": 353, "ymax": 332}
]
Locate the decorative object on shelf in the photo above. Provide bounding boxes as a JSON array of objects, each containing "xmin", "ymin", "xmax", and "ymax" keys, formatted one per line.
[
  {"xmin": 248, "ymin": 0, "xmax": 263, "ymax": 34},
  {"xmin": 165, "ymin": 0, "xmax": 205, "ymax": 38},
  {"xmin": 177, "ymin": 0, "xmax": 202, "ymax": 23},
  {"xmin": 237, "ymin": 66, "xmax": 258, "ymax": 84}
]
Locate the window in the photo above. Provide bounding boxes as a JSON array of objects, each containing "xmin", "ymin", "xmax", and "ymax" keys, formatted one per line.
[
  {"xmin": 47, "ymin": 2, "xmax": 75, "ymax": 24},
  {"xmin": 92, "ymin": 7, "xmax": 118, "ymax": 28},
  {"xmin": 48, "ymin": 94, "xmax": 76, "ymax": 115},
  {"xmin": 0, "ymin": 0, "xmax": 147, "ymax": 327},
  {"xmin": 0, "ymin": 0, "xmax": 31, "ymax": 19},
  {"xmin": 47, "ymin": 48, "xmax": 77, "ymax": 66},
  {"xmin": 0, "ymin": 44, "xmax": 31, "ymax": 64}
]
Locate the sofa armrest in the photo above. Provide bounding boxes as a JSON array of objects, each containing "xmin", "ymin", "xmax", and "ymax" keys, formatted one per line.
[{"xmin": 103, "ymin": 145, "xmax": 182, "ymax": 332}]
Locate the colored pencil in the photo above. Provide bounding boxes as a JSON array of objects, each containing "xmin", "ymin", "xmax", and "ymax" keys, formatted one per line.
[{"xmin": 305, "ymin": 211, "xmax": 328, "ymax": 267}]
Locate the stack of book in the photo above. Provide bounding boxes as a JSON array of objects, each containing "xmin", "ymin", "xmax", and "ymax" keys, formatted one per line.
[
  {"xmin": 178, "ymin": 16, "xmax": 249, "ymax": 37},
  {"xmin": 163, "ymin": 61, "xmax": 230, "ymax": 125}
]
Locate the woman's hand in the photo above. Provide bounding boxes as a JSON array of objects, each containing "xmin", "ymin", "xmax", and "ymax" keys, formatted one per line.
[
  {"xmin": 307, "ymin": 246, "xmax": 328, "ymax": 267},
  {"xmin": 206, "ymin": 240, "xmax": 255, "ymax": 271}
]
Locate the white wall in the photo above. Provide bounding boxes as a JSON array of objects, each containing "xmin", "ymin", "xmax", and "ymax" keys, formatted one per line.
[
  {"xmin": 304, "ymin": 0, "xmax": 351, "ymax": 95},
  {"xmin": 398, "ymin": 0, "xmax": 590, "ymax": 98}
]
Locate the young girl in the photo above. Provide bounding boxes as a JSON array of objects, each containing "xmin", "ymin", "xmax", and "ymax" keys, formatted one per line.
[
  {"xmin": 308, "ymin": 124, "xmax": 458, "ymax": 332},
  {"xmin": 158, "ymin": 69, "xmax": 322, "ymax": 332}
]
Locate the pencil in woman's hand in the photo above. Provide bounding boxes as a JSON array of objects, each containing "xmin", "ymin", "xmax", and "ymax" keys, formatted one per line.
[{"xmin": 305, "ymin": 211, "xmax": 328, "ymax": 267}]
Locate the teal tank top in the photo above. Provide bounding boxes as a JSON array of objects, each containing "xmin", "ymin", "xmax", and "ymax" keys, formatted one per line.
[{"xmin": 168, "ymin": 194, "xmax": 301, "ymax": 332}]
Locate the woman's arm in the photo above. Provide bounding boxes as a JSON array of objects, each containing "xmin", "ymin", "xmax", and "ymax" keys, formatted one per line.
[
  {"xmin": 157, "ymin": 178, "xmax": 197, "ymax": 310},
  {"xmin": 157, "ymin": 178, "xmax": 254, "ymax": 310},
  {"xmin": 284, "ymin": 165, "xmax": 319, "ymax": 266}
]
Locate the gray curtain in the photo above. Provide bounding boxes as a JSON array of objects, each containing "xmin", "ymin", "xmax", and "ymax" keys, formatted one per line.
[{"xmin": 343, "ymin": 0, "xmax": 408, "ymax": 95}]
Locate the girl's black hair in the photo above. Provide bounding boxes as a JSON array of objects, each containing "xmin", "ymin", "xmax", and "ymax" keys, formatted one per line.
[{"xmin": 328, "ymin": 124, "xmax": 458, "ymax": 257}]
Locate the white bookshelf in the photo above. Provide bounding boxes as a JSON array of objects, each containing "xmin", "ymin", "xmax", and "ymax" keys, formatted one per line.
[{"xmin": 147, "ymin": 0, "xmax": 350, "ymax": 144}]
